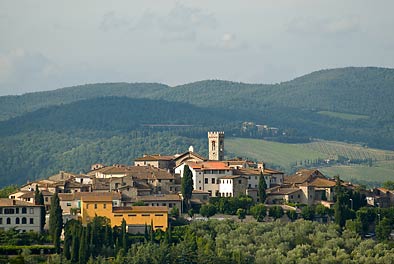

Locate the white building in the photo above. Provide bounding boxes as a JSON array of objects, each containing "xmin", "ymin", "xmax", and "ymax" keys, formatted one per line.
[
  {"xmin": 0, "ymin": 199, "xmax": 43, "ymax": 233},
  {"xmin": 175, "ymin": 161, "xmax": 232, "ymax": 197},
  {"xmin": 218, "ymin": 175, "xmax": 248, "ymax": 197}
]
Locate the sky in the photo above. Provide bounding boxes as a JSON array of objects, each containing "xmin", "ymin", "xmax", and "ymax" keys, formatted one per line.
[{"xmin": 0, "ymin": 0, "xmax": 393, "ymax": 96}]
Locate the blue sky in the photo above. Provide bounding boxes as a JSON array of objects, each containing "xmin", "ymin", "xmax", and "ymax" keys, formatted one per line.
[{"xmin": 0, "ymin": 0, "xmax": 393, "ymax": 95}]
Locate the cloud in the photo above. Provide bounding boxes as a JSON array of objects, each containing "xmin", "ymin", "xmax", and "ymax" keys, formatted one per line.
[
  {"xmin": 99, "ymin": 11, "xmax": 134, "ymax": 31},
  {"xmin": 288, "ymin": 16, "xmax": 360, "ymax": 35},
  {"xmin": 199, "ymin": 33, "xmax": 248, "ymax": 52},
  {"xmin": 158, "ymin": 3, "xmax": 217, "ymax": 42},
  {"xmin": 0, "ymin": 49, "xmax": 60, "ymax": 95}
]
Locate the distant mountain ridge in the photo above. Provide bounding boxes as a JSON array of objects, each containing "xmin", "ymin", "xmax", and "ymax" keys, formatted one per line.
[{"xmin": 1, "ymin": 67, "xmax": 394, "ymax": 122}]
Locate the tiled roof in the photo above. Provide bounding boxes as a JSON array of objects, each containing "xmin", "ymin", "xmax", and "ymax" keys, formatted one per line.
[
  {"xmin": 186, "ymin": 161, "xmax": 230, "ymax": 170},
  {"xmin": 20, "ymin": 190, "xmax": 53, "ymax": 199},
  {"xmin": 303, "ymin": 177, "xmax": 336, "ymax": 188},
  {"xmin": 263, "ymin": 168, "xmax": 284, "ymax": 174},
  {"xmin": 267, "ymin": 188, "xmax": 301, "ymax": 195},
  {"xmin": 80, "ymin": 192, "xmax": 121, "ymax": 202},
  {"xmin": 0, "ymin": 198, "xmax": 42, "ymax": 207},
  {"xmin": 135, "ymin": 154, "xmax": 174, "ymax": 161},
  {"xmin": 127, "ymin": 166, "xmax": 175, "ymax": 180},
  {"xmin": 284, "ymin": 169, "xmax": 325, "ymax": 185},
  {"xmin": 112, "ymin": 206, "xmax": 168, "ymax": 213},
  {"xmin": 219, "ymin": 175, "xmax": 245, "ymax": 179},
  {"xmin": 173, "ymin": 151, "xmax": 206, "ymax": 162},
  {"xmin": 233, "ymin": 168, "xmax": 262, "ymax": 176},
  {"xmin": 58, "ymin": 192, "xmax": 83, "ymax": 201},
  {"xmin": 136, "ymin": 194, "xmax": 181, "ymax": 202}
]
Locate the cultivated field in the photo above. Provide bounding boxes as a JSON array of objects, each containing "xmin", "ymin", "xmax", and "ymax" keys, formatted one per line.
[{"xmin": 226, "ymin": 137, "xmax": 394, "ymax": 186}]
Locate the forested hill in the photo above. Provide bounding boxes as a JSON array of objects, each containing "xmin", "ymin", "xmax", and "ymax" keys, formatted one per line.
[
  {"xmin": 1, "ymin": 67, "xmax": 394, "ymax": 122},
  {"xmin": 0, "ymin": 97, "xmax": 238, "ymax": 137}
]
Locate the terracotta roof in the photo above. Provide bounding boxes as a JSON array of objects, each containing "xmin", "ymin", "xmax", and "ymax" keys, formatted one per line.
[
  {"xmin": 20, "ymin": 190, "xmax": 53, "ymax": 199},
  {"xmin": 303, "ymin": 177, "xmax": 336, "ymax": 188},
  {"xmin": 112, "ymin": 206, "xmax": 168, "ymax": 213},
  {"xmin": 173, "ymin": 151, "xmax": 206, "ymax": 162},
  {"xmin": 233, "ymin": 168, "xmax": 262, "ymax": 176},
  {"xmin": 135, "ymin": 154, "xmax": 174, "ymax": 161},
  {"xmin": 267, "ymin": 188, "xmax": 301, "ymax": 195},
  {"xmin": 186, "ymin": 161, "xmax": 230, "ymax": 170},
  {"xmin": 58, "ymin": 192, "xmax": 83, "ymax": 201},
  {"xmin": 0, "ymin": 198, "xmax": 42, "ymax": 207},
  {"xmin": 136, "ymin": 194, "xmax": 181, "ymax": 202},
  {"xmin": 127, "ymin": 166, "xmax": 174, "ymax": 180},
  {"xmin": 263, "ymin": 168, "xmax": 284, "ymax": 174},
  {"xmin": 95, "ymin": 166, "xmax": 130, "ymax": 174},
  {"xmin": 284, "ymin": 169, "xmax": 325, "ymax": 185},
  {"xmin": 219, "ymin": 175, "xmax": 246, "ymax": 180},
  {"xmin": 80, "ymin": 192, "xmax": 121, "ymax": 202}
]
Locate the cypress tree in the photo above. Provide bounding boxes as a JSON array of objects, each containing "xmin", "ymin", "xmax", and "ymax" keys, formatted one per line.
[
  {"xmin": 181, "ymin": 165, "xmax": 193, "ymax": 210},
  {"xmin": 121, "ymin": 218, "xmax": 127, "ymax": 250},
  {"xmin": 34, "ymin": 185, "xmax": 40, "ymax": 205},
  {"xmin": 49, "ymin": 191, "xmax": 63, "ymax": 252},
  {"xmin": 37, "ymin": 191, "xmax": 45, "ymax": 232},
  {"xmin": 71, "ymin": 225, "xmax": 80, "ymax": 263},
  {"xmin": 258, "ymin": 172, "xmax": 267, "ymax": 203},
  {"xmin": 79, "ymin": 228, "xmax": 87, "ymax": 264}
]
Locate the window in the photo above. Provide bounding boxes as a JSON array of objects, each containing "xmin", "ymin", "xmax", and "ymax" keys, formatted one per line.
[
  {"xmin": 103, "ymin": 204, "xmax": 106, "ymax": 209},
  {"xmin": 0, "ymin": 208, "xmax": 2, "ymax": 214},
  {"xmin": 155, "ymin": 214, "xmax": 164, "ymax": 216},
  {"xmin": 30, "ymin": 218, "xmax": 34, "ymax": 224},
  {"xmin": 162, "ymin": 203, "xmax": 166, "ymax": 206},
  {"xmin": 6, "ymin": 218, "xmax": 11, "ymax": 224},
  {"xmin": 30, "ymin": 208, "xmax": 34, "ymax": 214},
  {"xmin": 16, "ymin": 208, "xmax": 19, "ymax": 214},
  {"xmin": 22, "ymin": 217, "xmax": 27, "ymax": 224},
  {"xmin": 114, "ymin": 214, "xmax": 122, "ymax": 217},
  {"xmin": 94, "ymin": 204, "xmax": 97, "ymax": 209},
  {"xmin": 45, "ymin": 197, "xmax": 48, "ymax": 202},
  {"xmin": 142, "ymin": 214, "xmax": 150, "ymax": 216},
  {"xmin": 22, "ymin": 207, "xmax": 27, "ymax": 214},
  {"xmin": 238, "ymin": 180, "xmax": 242, "ymax": 184},
  {"xmin": 290, "ymin": 195, "xmax": 293, "ymax": 199},
  {"xmin": 0, "ymin": 218, "xmax": 2, "ymax": 224},
  {"xmin": 16, "ymin": 217, "xmax": 20, "ymax": 224},
  {"xmin": 248, "ymin": 184, "xmax": 251, "ymax": 188},
  {"xmin": 4, "ymin": 208, "xmax": 15, "ymax": 214},
  {"xmin": 86, "ymin": 204, "xmax": 89, "ymax": 209},
  {"xmin": 298, "ymin": 194, "xmax": 300, "ymax": 198},
  {"xmin": 212, "ymin": 178, "xmax": 215, "ymax": 184},
  {"xmin": 205, "ymin": 178, "xmax": 208, "ymax": 184},
  {"xmin": 128, "ymin": 214, "xmax": 136, "ymax": 216},
  {"xmin": 66, "ymin": 202, "xmax": 71, "ymax": 206}
]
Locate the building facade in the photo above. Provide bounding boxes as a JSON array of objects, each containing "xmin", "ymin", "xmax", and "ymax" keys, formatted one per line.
[{"xmin": 0, "ymin": 199, "xmax": 43, "ymax": 232}]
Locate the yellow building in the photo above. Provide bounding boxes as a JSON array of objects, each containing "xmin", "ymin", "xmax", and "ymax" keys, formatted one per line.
[{"xmin": 80, "ymin": 192, "xmax": 168, "ymax": 231}]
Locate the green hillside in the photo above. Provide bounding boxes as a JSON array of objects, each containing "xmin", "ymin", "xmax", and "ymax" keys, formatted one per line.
[
  {"xmin": 226, "ymin": 137, "xmax": 394, "ymax": 186},
  {"xmin": 1, "ymin": 67, "xmax": 394, "ymax": 187},
  {"xmin": 1, "ymin": 67, "xmax": 394, "ymax": 150}
]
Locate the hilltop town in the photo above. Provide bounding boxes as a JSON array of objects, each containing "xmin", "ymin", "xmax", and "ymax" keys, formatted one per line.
[{"xmin": 2, "ymin": 131, "xmax": 393, "ymax": 236}]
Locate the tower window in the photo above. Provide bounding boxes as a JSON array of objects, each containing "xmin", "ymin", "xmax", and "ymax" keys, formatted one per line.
[{"xmin": 212, "ymin": 141, "xmax": 216, "ymax": 151}]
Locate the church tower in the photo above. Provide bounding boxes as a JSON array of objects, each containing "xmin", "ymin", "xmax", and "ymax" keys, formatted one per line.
[{"xmin": 208, "ymin": 131, "xmax": 224, "ymax": 161}]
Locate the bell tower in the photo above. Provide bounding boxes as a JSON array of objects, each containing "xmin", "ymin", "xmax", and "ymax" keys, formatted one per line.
[{"xmin": 208, "ymin": 131, "xmax": 224, "ymax": 161}]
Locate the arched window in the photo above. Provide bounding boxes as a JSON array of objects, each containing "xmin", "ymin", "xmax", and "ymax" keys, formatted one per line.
[
  {"xmin": 211, "ymin": 141, "xmax": 216, "ymax": 151},
  {"xmin": 6, "ymin": 218, "xmax": 11, "ymax": 224},
  {"xmin": 22, "ymin": 207, "xmax": 27, "ymax": 214},
  {"xmin": 22, "ymin": 217, "xmax": 27, "ymax": 224},
  {"xmin": 16, "ymin": 217, "xmax": 20, "ymax": 224}
]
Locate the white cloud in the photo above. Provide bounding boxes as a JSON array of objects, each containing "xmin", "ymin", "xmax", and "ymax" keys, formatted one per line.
[{"xmin": 199, "ymin": 33, "xmax": 248, "ymax": 52}]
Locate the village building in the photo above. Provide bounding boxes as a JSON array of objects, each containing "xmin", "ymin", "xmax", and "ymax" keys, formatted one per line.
[
  {"xmin": 0, "ymin": 199, "xmax": 43, "ymax": 232},
  {"xmin": 218, "ymin": 175, "xmax": 248, "ymax": 197},
  {"xmin": 176, "ymin": 161, "xmax": 232, "ymax": 197},
  {"xmin": 79, "ymin": 192, "xmax": 168, "ymax": 232}
]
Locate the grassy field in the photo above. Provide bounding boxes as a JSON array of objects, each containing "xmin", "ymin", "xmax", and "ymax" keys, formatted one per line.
[
  {"xmin": 317, "ymin": 111, "xmax": 369, "ymax": 120},
  {"xmin": 226, "ymin": 137, "xmax": 394, "ymax": 186}
]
